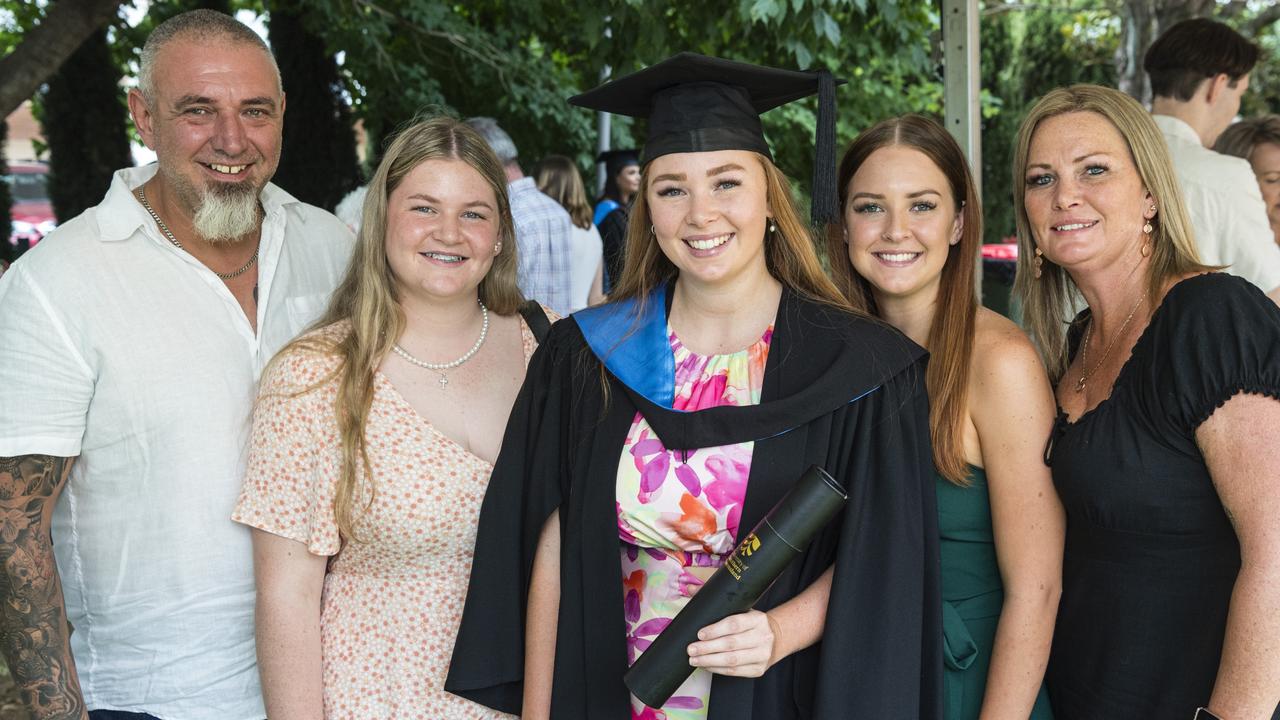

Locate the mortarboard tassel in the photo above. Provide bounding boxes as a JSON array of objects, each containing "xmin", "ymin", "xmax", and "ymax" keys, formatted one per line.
[{"xmin": 811, "ymin": 69, "xmax": 839, "ymax": 226}]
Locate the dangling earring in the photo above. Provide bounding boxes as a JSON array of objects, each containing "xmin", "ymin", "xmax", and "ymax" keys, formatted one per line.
[
  {"xmin": 768, "ymin": 220, "xmax": 777, "ymax": 234},
  {"xmin": 493, "ymin": 241, "xmax": 502, "ymax": 254},
  {"xmin": 1033, "ymin": 247, "xmax": 1044, "ymax": 279},
  {"xmin": 1141, "ymin": 207, "xmax": 1155, "ymax": 257}
]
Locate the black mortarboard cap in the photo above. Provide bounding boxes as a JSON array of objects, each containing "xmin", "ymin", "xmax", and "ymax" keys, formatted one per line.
[
  {"xmin": 596, "ymin": 149, "xmax": 641, "ymax": 177},
  {"xmin": 570, "ymin": 52, "xmax": 845, "ymax": 223}
]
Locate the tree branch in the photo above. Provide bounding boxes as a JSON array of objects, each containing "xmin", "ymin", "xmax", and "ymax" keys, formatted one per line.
[
  {"xmin": 0, "ymin": 0, "xmax": 123, "ymax": 119},
  {"xmin": 1244, "ymin": 4, "xmax": 1280, "ymax": 36}
]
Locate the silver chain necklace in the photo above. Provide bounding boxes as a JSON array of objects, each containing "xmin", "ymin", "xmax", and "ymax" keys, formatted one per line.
[
  {"xmin": 136, "ymin": 186, "xmax": 259, "ymax": 280},
  {"xmin": 392, "ymin": 301, "xmax": 489, "ymax": 389}
]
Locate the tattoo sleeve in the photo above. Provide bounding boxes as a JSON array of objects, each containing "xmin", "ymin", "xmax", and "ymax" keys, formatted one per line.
[{"xmin": 0, "ymin": 455, "xmax": 85, "ymax": 719}]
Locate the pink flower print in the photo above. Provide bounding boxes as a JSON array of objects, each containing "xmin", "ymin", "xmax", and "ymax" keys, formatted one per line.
[
  {"xmin": 630, "ymin": 437, "xmax": 672, "ymax": 503},
  {"xmin": 677, "ymin": 567, "xmax": 706, "ymax": 598},
  {"xmin": 673, "ymin": 462, "xmax": 701, "ymax": 497},
  {"xmin": 628, "ymin": 617, "xmax": 672, "ymax": 664},
  {"xmin": 634, "ymin": 706, "xmax": 668, "ymax": 720},
  {"xmin": 678, "ymin": 371, "xmax": 728, "ymax": 411},
  {"xmin": 704, "ymin": 447, "xmax": 752, "ymax": 534},
  {"xmin": 665, "ymin": 696, "xmax": 705, "ymax": 710}
]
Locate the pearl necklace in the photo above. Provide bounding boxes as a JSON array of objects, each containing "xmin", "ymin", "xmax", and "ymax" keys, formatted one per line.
[
  {"xmin": 392, "ymin": 301, "xmax": 489, "ymax": 388},
  {"xmin": 136, "ymin": 187, "xmax": 259, "ymax": 280},
  {"xmin": 1076, "ymin": 291, "xmax": 1146, "ymax": 394}
]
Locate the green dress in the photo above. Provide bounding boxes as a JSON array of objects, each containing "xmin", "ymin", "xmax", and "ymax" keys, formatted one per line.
[{"xmin": 936, "ymin": 466, "xmax": 1054, "ymax": 720}]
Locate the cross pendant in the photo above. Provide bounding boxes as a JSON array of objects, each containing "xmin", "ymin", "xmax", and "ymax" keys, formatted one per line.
[{"xmin": 438, "ymin": 373, "xmax": 449, "ymax": 389}]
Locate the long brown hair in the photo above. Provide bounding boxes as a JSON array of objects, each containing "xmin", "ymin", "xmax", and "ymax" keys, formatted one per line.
[
  {"xmin": 828, "ymin": 115, "xmax": 981, "ymax": 485},
  {"xmin": 1011, "ymin": 85, "xmax": 1213, "ymax": 382},
  {"xmin": 611, "ymin": 152, "xmax": 856, "ymax": 316},
  {"xmin": 263, "ymin": 116, "xmax": 523, "ymax": 541},
  {"xmin": 534, "ymin": 155, "xmax": 593, "ymax": 230}
]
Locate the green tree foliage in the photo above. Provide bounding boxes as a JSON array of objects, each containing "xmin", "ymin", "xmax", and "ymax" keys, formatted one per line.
[
  {"xmin": 41, "ymin": 25, "xmax": 133, "ymax": 223},
  {"xmin": 269, "ymin": 1, "xmax": 362, "ymax": 211},
  {"xmin": 297, "ymin": 0, "xmax": 941, "ymax": 203},
  {"xmin": 980, "ymin": 4, "xmax": 1118, "ymax": 244},
  {"xmin": 979, "ymin": 1, "xmax": 1280, "ymax": 245}
]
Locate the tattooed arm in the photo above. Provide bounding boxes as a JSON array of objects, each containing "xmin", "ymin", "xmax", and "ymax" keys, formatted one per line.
[{"xmin": 0, "ymin": 455, "xmax": 87, "ymax": 720}]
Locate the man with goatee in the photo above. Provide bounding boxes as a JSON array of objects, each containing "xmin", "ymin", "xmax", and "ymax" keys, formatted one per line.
[{"xmin": 0, "ymin": 10, "xmax": 352, "ymax": 719}]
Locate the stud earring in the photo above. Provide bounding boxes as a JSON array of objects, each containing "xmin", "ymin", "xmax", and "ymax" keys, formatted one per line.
[
  {"xmin": 1033, "ymin": 246, "xmax": 1044, "ymax": 279},
  {"xmin": 493, "ymin": 242, "xmax": 502, "ymax": 254}
]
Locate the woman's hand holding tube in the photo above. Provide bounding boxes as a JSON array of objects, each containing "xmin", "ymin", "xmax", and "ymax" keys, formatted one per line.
[
  {"xmin": 685, "ymin": 566, "xmax": 833, "ymax": 678},
  {"xmin": 686, "ymin": 609, "xmax": 777, "ymax": 677}
]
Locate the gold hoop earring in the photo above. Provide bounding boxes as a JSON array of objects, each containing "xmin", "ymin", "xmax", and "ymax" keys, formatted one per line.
[{"xmin": 1033, "ymin": 246, "xmax": 1044, "ymax": 279}]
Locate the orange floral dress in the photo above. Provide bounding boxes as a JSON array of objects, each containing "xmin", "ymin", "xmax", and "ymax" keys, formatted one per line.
[{"xmin": 234, "ymin": 320, "xmax": 535, "ymax": 719}]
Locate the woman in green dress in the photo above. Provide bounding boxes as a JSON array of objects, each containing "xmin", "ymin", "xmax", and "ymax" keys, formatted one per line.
[{"xmin": 829, "ymin": 115, "xmax": 1063, "ymax": 719}]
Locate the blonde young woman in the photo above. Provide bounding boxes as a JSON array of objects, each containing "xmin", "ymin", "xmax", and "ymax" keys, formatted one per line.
[
  {"xmin": 234, "ymin": 117, "xmax": 550, "ymax": 718},
  {"xmin": 535, "ymin": 154, "xmax": 606, "ymax": 310},
  {"xmin": 832, "ymin": 114, "xmax": 1063, "ymax": 720},
  {"xmin": 1015, "ymin": 85, "xmax": 1280, "ymax": 719},
  {"xmin": 447, "ymin": 53, "xmax": 942, "ymax": 720}
]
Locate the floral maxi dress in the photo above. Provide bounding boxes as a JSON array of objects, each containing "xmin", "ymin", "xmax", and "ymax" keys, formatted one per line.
[{"xmin": 616, "ymin": 324, "xmax": 771, "ymax": 720}]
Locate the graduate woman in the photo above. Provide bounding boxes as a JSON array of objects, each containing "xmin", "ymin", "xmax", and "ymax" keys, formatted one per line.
[{"xmin": 446, "ymin": 54, "xmax": 943, "ymax": 720}]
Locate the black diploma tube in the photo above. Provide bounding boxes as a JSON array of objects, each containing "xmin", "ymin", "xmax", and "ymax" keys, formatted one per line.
[{"xmin": 623, "ymin": 464, "xmax": 848, "ymax": 708}]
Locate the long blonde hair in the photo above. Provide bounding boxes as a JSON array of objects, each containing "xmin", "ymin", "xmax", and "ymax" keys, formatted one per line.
[
  {"xmin": 611, "ymin": 152, "xmax": 857, "ymax": 315},
  {"xmin": 534, "ymin": 155, "xmax": 593, "ymax": 230},
  {"xmin": 828, "ymin": 115, "xmax": 982, "ymax": 485},
  {"xmin": 265, "ymin": 116, "xmax": 523, "ymax": 541},
  {"xmin": 1011, "ymin": 84, "xmax": 1212, "ymax": 381}
]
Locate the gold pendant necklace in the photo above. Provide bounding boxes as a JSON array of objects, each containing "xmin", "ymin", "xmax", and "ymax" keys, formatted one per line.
[{"xmin": 1076, "ymin": 291, "xmax": 1146, "ymax": 394}]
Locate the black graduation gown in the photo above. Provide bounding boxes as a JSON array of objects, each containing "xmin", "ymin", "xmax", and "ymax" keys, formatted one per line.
[{"xmin": 445, "ymin": 288, "xmax": 943, "ymax": 719}]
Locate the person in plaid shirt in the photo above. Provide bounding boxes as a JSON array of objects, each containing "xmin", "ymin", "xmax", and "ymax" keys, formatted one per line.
[{"xmin": 466, "ymin": 117, "xmax": 574, "ymax": 315}]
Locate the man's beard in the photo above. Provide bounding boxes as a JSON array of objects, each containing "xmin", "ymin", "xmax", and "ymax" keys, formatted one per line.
[
  {"xmin": 191, "ymin": 182, "xmax": 260, "ymax": 243},
  {"xmin": 159, "ymin": 162, "xmax": 263, "ymax": 244}
]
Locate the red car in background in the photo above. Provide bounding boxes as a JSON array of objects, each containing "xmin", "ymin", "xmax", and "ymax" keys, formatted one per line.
[{"xmin": 7, "ymin": 162, "xmax": 56, "ymax": 250}]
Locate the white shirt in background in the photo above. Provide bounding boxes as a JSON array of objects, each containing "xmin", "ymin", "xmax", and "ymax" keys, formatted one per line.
[
  {"xmin": 0, "ymin": 165, "xmax": 354, "ymax": 719},
  {"xmin": 569, "ymin": 222, "xmax": 603, "ymax": 312},
  {"xmin": 1155, "ymin": 114, "xmax": 1280, "ymax": 293}
]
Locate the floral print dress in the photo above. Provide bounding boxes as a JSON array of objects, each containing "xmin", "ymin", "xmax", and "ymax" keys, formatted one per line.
[{"xmin": 617, "ymin": 323, "xmax": 772, "ymax": 720}]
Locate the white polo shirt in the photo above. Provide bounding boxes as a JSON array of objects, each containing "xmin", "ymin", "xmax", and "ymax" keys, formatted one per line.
[
  {"xmin": 0, "ymin": 165, "xmax": 353, "ymax": 719},
  {"xmin": 1155, "ymin": 114, "xmax": 1280, "ymax": 293}
]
